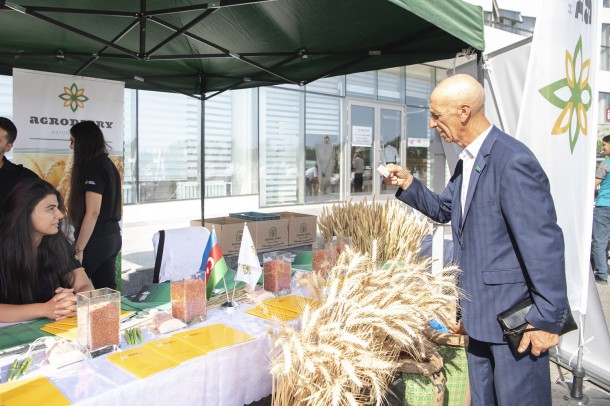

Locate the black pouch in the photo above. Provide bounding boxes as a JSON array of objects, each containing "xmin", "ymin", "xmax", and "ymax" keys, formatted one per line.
[{"xmin": 497, "ymin": 298, "xmax": 577, "ymax": 355}]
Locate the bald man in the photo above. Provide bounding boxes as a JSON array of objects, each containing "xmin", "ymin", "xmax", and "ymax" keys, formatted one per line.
[{"xmin": 385, "ymin": 74, "xmax": 569, "ymax": 405}]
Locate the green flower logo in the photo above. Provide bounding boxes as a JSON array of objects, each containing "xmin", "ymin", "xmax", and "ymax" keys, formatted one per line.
[
  {"xmin": 539, "ymin": 36, "xmax": 592, "ymax": 153},
  {"xmin": 59, "ymin": 83, "xmax": 89, "ymax": 112}
]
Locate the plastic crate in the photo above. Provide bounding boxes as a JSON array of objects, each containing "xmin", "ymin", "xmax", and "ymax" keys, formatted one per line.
[{"xmin": 229, "ymin": 212, "xmax": 280, "ymax": 221}]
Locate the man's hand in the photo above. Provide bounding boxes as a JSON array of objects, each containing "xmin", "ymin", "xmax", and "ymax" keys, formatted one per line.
[
  {"xmin": 384, "ymin": 164, "xmax": 414, "ymax": 190},
  {"xmin": 518, "ymin": 324, "xmax": 560, "ymax": 356}
]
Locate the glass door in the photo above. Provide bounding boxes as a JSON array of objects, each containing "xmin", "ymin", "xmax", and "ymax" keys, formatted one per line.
[{"xmin": 347, "ymin": 100, "xmax": 405, "ymax": 197}]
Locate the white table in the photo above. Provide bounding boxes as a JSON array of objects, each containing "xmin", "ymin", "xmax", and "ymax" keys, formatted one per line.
[{"xmin": 1, "ymin": 300, "xmax": 285, "ymax": 406}]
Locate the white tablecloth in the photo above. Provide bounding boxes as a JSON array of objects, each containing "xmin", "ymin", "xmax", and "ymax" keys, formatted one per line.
[{"xmin": 0, "ymin": 299, "xmax": 289, "ymax": 406}]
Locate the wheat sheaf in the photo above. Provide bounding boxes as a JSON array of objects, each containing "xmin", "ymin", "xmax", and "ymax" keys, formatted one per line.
[
  {"xmin": 271, "ymin": 219, "xmax": 460, "ymax": 405},
  {"xmin": 318, "ymin": 198, "xmax": 432, "ymax": 263}
]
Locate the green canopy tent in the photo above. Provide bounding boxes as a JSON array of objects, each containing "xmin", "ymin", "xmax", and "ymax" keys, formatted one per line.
[
  {"xmin": 0, "ymin": 0, "xmax": 484, "ymax": 97},
  {"xmin": 0, "ymin": 0, "xmax": 484, "ymax": 216}
]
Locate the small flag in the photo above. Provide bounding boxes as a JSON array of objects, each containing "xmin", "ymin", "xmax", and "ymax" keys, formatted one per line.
[
  {"xmin": 199, "ymin": 227, "xmax": 228, "ymax": 299},
  {"xmin": 235, "ymin": 223, "xmax": 262, "ymax": 290}
]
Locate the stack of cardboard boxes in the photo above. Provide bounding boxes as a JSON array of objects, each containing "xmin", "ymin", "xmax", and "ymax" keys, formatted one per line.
[{"xmin": 190, "ymin": 212, "xmax": 317, "ymax": 255}]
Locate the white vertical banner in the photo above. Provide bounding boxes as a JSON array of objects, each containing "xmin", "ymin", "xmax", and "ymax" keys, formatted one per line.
[
  {"xmin": 515, "ymin": 0, "xmax": 598, "ymax": 314},
  {"xmin": 12, "ymin": 68, "xmax": 124, "ymax": 197},
  {"xmin": 515, "ymin": 0, "xmax": 610, "ymax": 386}
]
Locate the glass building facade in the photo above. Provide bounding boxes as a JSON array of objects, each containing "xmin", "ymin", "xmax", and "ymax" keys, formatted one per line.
[{"xmin": 0, "ymin": 65, "xmax": 447, "ymax": 208}]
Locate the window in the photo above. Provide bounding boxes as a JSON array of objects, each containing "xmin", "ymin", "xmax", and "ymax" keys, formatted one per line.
[
  {"xmin": 599, "ymin": 93, "xmax": 610, "ymax": 157},
  {"xmin": 123, "ymin": 89, "xmax": 136, "ymax": 204},
  {"xmin": 346, "ymin": 71, "xmax": 376, "ymax": 100},
  {"xmin": 137, "ymin": 91, "xmax": 200, "ymax": 202},
  {"xmin": 602, "ymin": 24, "xmax": 610, "ymax": 71},
  {"xmin": 306, "ymin": 75, "xmax": 344, "ymax": 97},
  {"xmin": 305, "ymin": 93, "xmax": 342, "ymax": 203},
  {"xmin": 259, "ymin": 87, "xmax": 304, "ymax": 207},
  {"xmin": 0, "ymin": 75, "xmax": 11, "ymax": 118},
  {"xmin": 205, "ymin": 89, "xmax": 258, "ymax": 197},
  {"xmin": 406, "ymin": 65, "xmax": 435, "ymax": 107},
  {"xmin": 378, "ymin": 67, "xmax": 405, "ymax": 103},
  {"xmin": 405, "ymin": 66, "xmax": 436, "ymax": 187}
]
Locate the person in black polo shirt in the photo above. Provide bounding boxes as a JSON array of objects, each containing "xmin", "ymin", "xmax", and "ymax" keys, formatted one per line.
[
  {"xmin": 68, "ymin": 121, "xmax": 122, "ymax": 290},
  {"xmin": 0, "ymin": 117, "xmax": 38, "ymax": 209}
]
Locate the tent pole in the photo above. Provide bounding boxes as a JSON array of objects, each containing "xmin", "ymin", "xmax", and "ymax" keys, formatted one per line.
[
  {"xmin": 476, "ymin": 50, "xmax": 484, "ymax": 86},
  {"xmin": 200, "ymin": 74, "xmax": 206, "ymax": 223}
]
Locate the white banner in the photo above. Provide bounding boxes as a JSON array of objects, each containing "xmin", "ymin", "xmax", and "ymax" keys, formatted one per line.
[
  {"xmin": 514, "ymin": 0, "xmax": 610, "ymax": 388},
  {"xmin": 515, "ymin": 0, "xmax": 598, "ymax": 314},
  {"xmin": 12, "ymin": 68, "xmax": 123, "ymax": 154},
  {"xmin": 11, "ymin": 68, "xmax": 124, "ymax": 197}
]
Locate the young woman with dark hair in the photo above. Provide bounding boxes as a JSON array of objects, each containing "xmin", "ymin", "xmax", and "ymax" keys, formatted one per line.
[
  {"xmin": 0, "ymin": 178, "xmax": 93, "ymax": 322},
  {"xmin": 68, "ymin": 121, "xmax": 122, "ymax": 289}
]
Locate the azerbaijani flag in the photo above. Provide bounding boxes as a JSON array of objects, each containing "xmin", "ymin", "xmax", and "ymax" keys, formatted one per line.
[{"xmin": 199, "ymin": 228, "xmax": 228, "ymax": 299}]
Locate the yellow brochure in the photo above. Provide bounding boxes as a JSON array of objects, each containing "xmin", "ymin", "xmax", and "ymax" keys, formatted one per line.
[
  {"xmin": 245, "ymin": 306, "xmax": 300, "ymax": 322},
  {"xmin": 42, "ymin": 310, "xmax": 134, "ymax": 334},
  {"xmin": 106, "ymin": 346, "xmax": 179, "ymax": 379},
  {"xmin": 0, "ymin": 376, "xmax": 70, "ymax": 406},
  {"xmin": 48, "ymin": 317, "xmax": 77, "ymax": 328},
  {"xmin": 39, "ymin": 325, "xmax": 77, "ymax": 341},
  {"xmin": 143, "ymin": 337, "xmax": 205, "ymax": 364},
  {"xmin": 171, "ymin": 324, "xmax": 255, "ymax": 354},
  {"xmin": 263, "ymin": 295, "xmax": 316, "ymax": 314}
]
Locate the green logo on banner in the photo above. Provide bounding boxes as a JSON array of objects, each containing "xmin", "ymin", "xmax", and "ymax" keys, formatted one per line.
[
  {"xmin": 538, "ymin": 36, "xmax": 592, "ymax": 153},
  {"xmin": 59, "ymin": 83, "xmax": 89, "ymax": 112}
]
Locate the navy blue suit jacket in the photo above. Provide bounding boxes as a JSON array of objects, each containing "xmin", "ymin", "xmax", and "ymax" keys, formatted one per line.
[{"xmin": 397, "ymin": 126, "xmax": 569, "ymax": 343}]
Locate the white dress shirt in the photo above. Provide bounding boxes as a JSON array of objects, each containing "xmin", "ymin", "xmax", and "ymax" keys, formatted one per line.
[{"xmin": 459, "ymin": 125, "xmax": 492, "ymax": 213}]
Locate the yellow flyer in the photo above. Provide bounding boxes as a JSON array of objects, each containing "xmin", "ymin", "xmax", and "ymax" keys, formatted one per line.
[
  {"xmin": 0, "ymin": 376, "xmax": 70, "ymax": 406},
  {"xmin": 39, "ymin": 325, "xmax": 77, "ymax": 341},
  {"xmin": 245, "ymin": 306, "xmax": 300, "ymax": 322},
  {"xmin": 106, "ymin": 346, "xmax": 179, "ymax": 379},
  {"xmin": 171, "ymin": 324, "xmax": 255, "ymax": 354},
  {"xmin": 143, "ymin": 337, "xmax": 205, "ymax": 364},
  {"xmin": 263, "ymin": 295, "xmax": 316, "ymax": 314}
]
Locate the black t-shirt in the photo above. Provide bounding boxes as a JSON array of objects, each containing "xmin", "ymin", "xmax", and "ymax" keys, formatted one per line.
[
  {"xmin": 0, "ymin": 157, "xmax": 39, "ymax": 209},
  {"xmin": 0, "ymin": 246, "xmax": 80, "ymax": 304},
  {"xmin": 76, "ymin": 154, "xmax": 121, "ymax": 239}
]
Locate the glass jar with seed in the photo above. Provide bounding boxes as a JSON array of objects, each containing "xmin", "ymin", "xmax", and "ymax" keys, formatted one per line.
[
  {"xmin": 77, "ymin": 288, "xmax": 121, "ymax": 352},
  {"xmin": 263, "ymin": 251, "xmax": 292, "ymax": 296},
  {"xmin": 171, "ymin": 271, "xmax": 207, "ymax": 324}
]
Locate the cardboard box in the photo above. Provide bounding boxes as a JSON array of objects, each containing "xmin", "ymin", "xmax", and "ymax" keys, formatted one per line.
[
  {"xmin": 191, "ymin": 217, "xmax": 253, "ymax": 255},
  {"xmin": 274, "ymin": 212, "xmax": 317, "ymax": 245},
  {"xmin": 252, "ymin": 218, "xmax": 289, "ymax": 251}
]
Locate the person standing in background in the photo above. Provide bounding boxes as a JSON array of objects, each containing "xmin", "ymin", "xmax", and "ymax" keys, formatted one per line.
[
  {"xmin": 68, "ymin": 121, "xmax": 122, "ymax": 290},
  {"xmin": 0, "ymin": 117, "xmax": 38, "ymax": 209},
  {"xmin": 315, "ymin": 135, "xmax": 336, "ymax": 195},
  {"xmin": 352, "ymin": 153, "xmax": 364, "ymax": 192},
  {"xmin": 591, "ymin": 135, "xmax": 610, "ymax": 285},
  {"xmin": 382, "ymin": 139, "xmax": 400, "ymax": 165}
]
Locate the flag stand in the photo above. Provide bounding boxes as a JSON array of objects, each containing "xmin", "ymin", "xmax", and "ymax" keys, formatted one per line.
[{"xmin": 220, "ymin": 275, "xmax": 238, "ymax": 308}]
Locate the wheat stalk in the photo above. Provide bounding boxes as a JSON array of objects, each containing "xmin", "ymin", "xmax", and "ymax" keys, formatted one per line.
[{"xmin": 271, "ymin": 241, "xmax": 461, "ymax": 405}]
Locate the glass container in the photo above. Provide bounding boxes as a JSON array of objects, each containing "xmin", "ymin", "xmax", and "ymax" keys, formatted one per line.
[
  {"xmin": 263, "ymin": 251, "xmax": 292, "ymax": 295},
  {"xmin": 77, "ymin": 288, "xmax": 121, "ymax": 352},
  {"xmin": 327, "ymin": 236, "xmax": 353, "ymax": 257},
  {"xmin": 312, "ymin": 247, "xmax": 335, "ymax": 275},
  {"xmin": 171, "ymin": 272, "xmax": 207, "ymax": 324}
]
